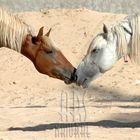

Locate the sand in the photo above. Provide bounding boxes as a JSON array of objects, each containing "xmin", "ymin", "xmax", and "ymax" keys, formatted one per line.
[{"xmin": 0, "ymin": 8, "xmax": 139, "ymax": 140}]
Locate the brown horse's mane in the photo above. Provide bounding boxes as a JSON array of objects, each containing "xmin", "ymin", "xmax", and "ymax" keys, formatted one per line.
[{"xmin": 0, "ymin": 8, "xmax": 34, "ymax": 52}]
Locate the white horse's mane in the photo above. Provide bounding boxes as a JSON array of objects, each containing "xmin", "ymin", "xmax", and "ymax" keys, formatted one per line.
[
  {"xmin": 110, "ymin": 14, "xmax": 140, "ymax": 64},
  {"xmin": 0, "ymin": 9, "xmax": 33, "ymax": 52},
  {"xmin": 129, "ymin": 14, "xmax": 140, "ymax": 64}
]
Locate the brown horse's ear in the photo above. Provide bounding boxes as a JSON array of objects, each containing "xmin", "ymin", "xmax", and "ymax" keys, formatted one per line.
[
  {"xmin": 45, "ymin": 28, "xmax": 52, "ymax": 37},
  {"xmin": 37, "ymin": 26, "xmax": 44, "ymax": 41}
]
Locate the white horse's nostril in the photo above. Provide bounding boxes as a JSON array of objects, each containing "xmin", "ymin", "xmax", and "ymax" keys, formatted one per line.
[
  {"xmin": 83, "ymin": 78, "xmax": 87, "ymax": 83},
  {"xmin": 75, "ymin": 75, "xmax": 78, "ymax": 81}
]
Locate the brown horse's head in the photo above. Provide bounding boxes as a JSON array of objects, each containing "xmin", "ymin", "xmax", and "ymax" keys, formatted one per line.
[{"xmin": 21, "ymin": 27, "xmax": 76, "ymax": 84}]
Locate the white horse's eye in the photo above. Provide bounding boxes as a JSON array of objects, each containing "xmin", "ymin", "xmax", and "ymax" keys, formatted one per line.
[
  {"xmin": 92, "ymin": 48, "xmax": 99, "ymax": 53},
  {"xmin": 92, "ymin": 49, "xmax": 96, "ymax": 52}
]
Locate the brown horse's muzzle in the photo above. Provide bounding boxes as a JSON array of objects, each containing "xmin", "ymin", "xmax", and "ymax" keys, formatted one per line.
[{"xmin": 64, "ymin": 67, "xmax": 77, "ymax": 84}]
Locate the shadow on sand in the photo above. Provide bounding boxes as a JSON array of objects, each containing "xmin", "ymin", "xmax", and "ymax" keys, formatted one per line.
[{"xmin": 8, "ymin": 119, "xmax": 140, "ymax": 131}]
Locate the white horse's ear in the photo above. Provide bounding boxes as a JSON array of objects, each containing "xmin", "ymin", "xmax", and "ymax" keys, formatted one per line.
[
  {"xmin": 103, "ymin": 24, "xmax": 108, "ymax": 33},
  {"xmin": 103, "ymin": 24, "xmax": 113, "ymax": 40},
  {"xmin": 103, "ymin": 24, "xmax": 111, "ymax": 34}
]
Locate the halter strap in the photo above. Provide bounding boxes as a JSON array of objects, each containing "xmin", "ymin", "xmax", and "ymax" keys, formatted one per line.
[{"xmin": 122, "ymin": 26, "xmax": 132, "ymax": 36}]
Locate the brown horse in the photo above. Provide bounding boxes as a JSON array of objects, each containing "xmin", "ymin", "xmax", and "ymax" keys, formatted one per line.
[{"xmin": 0, "ymin": 9, "xmax": 76, "ymax": 84}]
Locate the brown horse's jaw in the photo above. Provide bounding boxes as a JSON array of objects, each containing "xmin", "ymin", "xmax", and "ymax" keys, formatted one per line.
[{"xmin": 64, "ymin": 78, "xmax": 72, "ymax": 84}]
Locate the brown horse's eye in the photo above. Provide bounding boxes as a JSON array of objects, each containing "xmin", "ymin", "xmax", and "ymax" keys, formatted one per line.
[
  {"xmin": 46, "ymin": 50, "xmax": 53, "ymax": 54},
  {"xmin": 43, "ymin": 46, "xmax": 53, "ymax": 54},
  {"xmin": 43, "ymin": 48, "xmax": 53, "ymax": 54}
]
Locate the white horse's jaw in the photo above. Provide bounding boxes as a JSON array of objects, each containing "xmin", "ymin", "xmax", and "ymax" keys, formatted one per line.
[
  {"xmin": 97, "ymin": 47, "xmax": 118, "ymax": 72},
  {"xmin": 76, "ymin": 59, "xmax": 101, "ymax": 88}
]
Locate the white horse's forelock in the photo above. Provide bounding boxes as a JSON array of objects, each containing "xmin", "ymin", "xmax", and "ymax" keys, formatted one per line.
[
  {"xmin": 87, "ymin": 34, "xmax": 107, "ymax": 54},
  {"xmin": 0, "ymin": 9, "xmax": 33, "ymax": 52}
]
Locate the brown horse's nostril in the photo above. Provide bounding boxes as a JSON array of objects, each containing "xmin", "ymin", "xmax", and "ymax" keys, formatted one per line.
[
  {"xmin": 62, "ymin": 67, "xmax": 76, "ymax": 84},
  {"xmin": 70, "ymin": 67, "xmax": 77, "ymax": 82}
]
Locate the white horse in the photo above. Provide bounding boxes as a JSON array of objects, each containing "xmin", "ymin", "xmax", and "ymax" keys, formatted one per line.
[{"xmin": 76, "ymin": 14, "xmax": 140, "ymax": 88}]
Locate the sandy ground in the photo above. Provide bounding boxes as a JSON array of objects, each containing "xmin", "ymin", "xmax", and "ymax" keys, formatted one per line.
[{"xmin": 0, "ymin": 8, "xmax": 139, "ymax": 140}]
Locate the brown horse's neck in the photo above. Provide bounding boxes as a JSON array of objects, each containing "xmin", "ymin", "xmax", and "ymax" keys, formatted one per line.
[{"xmin": 21, "ymin": 35, "xmax": 40, "ymax": 64}]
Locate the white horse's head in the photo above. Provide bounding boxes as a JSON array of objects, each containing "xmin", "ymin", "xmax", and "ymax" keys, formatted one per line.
[
  {"xmin": 76, "ymin": 14, "xmax": 140, "ymax": 88},
  {"xmin": 76, "ymin": 24, "xmax": 119, "ymax": 88}
]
